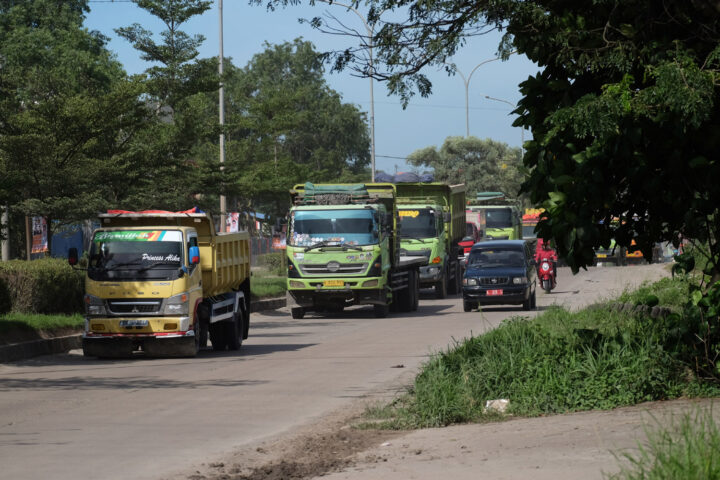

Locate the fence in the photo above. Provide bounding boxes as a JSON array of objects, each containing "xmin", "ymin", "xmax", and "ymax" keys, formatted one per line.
[{"xmin": 250, "ymin": 237, "xmax": 285, "ymax": 266}]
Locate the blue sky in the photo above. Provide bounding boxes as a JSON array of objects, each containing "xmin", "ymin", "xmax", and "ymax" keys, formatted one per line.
[{"xmin": 84, "ymin": 1, "xmax": 538, "ymax": 174}]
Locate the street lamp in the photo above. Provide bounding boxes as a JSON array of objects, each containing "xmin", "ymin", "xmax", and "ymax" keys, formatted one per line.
[
  {"xmin": 218, "ymin": 0, "xmax": 226, "ymax": 229},
  {"xmin": 484, "ymin": 95, "xmax": 525, "ymax": 157},
  {"xmin": 449, "ymin": 57, "xmax": 503, "ymax": 137},
  {"xmin": 317, "ymin": 0, "xmax": 382, "ymax": 182}
]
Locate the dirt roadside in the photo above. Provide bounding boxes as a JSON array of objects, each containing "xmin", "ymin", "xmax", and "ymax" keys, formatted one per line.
[{"xmin": 172, "ymin": 263, "xmax": 714, "ymax": 480}]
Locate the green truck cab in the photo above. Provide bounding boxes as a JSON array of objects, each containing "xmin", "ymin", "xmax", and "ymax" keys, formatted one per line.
[
  {"xmin": 396, "ymin": 183, "xmax": 466, "ymax": 298},
  {"xmin": 466, "ymin": 192, "xmax": 522, "ymax": 241},
  {"xmin": 286, "ymin": 183, "xmax": 426, "ymax": 318}
]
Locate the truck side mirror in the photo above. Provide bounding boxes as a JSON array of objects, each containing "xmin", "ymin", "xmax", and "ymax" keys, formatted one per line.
[
  {"xmin": 189, "ymin": 246, "xmax": 200, "ymax": 265},
  {"xmin": 68, "ymin": 247, "xmax": 79, "ymax": 266}
]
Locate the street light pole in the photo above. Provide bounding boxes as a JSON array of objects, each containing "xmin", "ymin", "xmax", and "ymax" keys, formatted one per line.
[
  {"xmin": 218, "ymin": 0, "xmax": 226, "ymax": 230},
  {"xmin": 317, "ymin": 0, "xmax": 381, "ymax": 181},
  {"xmin": 484, "ymin": 95, "xmax": 525, "ymax": 157},
  {"xmin": 452, "ymin": 57, "xmax": 502, "ymax": 137}
]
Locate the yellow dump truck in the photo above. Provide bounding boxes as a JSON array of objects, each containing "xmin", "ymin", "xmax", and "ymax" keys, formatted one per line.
[{"xmin": 68, "ymin": 210, "xmax": 251, "ymax": 358}]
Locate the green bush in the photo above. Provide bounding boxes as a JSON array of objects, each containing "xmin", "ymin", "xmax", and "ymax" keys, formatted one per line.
[
  {"xmin": 256, "ymin": 252, "xmax": 286, "ymax": 276},
  {"xmin": 0, "ymin": 258, "xmax": 84, "ymax": 314}
]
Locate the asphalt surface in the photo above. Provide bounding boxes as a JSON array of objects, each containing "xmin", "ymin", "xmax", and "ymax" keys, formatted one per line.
[{"xmin": 0, "ymin": 264, "xmax": 669, "ymax": 480}]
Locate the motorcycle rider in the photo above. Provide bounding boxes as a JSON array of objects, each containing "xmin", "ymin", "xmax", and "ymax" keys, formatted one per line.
[{"xmin": 535, "ymin": 238, "xmax": 557, "ymax": 279}]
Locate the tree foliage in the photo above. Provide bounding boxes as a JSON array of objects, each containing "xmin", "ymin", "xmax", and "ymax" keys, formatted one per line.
[
  {"xmin": 0, "ymin": 0, "xmax": 147, "ymax": 251},
  {"xmin": 263, "ymin": 0, "xmax": 720, "ymax": 276},
  {"xmin": 406, "ymin": 136, "xmax": 524, "ymax": 201},
  {"xmin": 206, "ymin": 39, "xmax": 371, "ymax": 224},
  {"xmin": 113, "ymin": 0, "xmax": 222, "ymax": 213}
]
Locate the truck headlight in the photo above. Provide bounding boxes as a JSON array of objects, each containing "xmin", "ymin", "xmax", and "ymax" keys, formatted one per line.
[
  {"xmin": 513, "ymin": 277, "xmax": 525, "ymax": 285},
  {"xmin": 84, "ymin": 294, "xmax": 106, "ymax": 316},
  {"xmin": 463, "ymin": 277, "xmax": 478, "ymax": 286},
  {"xmin": 163, "ymin": 292, "xmax": 189, "ymax": 315},
  {"xmin": 428, "ymin": 266, "xmax": 441, "ymax": 275}
]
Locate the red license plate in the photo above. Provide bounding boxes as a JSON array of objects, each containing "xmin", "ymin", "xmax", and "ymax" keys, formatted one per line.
[{"xmin": 487, "ymin": 289, "xmax": 503, "ymax": 296}]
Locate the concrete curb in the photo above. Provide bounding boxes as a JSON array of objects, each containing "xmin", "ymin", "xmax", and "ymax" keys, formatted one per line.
[{"xmin": 0, "ymin": 297, "xmax": 287, "ymax": 364}]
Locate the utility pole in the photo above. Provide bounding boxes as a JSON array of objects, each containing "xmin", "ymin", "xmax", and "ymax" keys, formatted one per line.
[
  {"xmin": 1, "ymin": 206, "xmax": 9, "ymax": 261},
  {"xmin": 218, "ymin": 0, "xmax": 226, "ymax": 231}
]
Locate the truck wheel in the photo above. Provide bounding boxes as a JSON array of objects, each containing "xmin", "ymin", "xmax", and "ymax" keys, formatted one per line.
[
  {"xmin": 226, "ymin": 311, "xmax": 244, "ymax": 351},
  {"xmin": 209, "ymin": 322, "xmax": 226, "ymax": 351},
  {"xmin": 447, "ymin": 263, "xmax": 460, "ymax": 295},
  {"xmin": 463, "ymin": 300, "xmax": 476, "ymax": 312},
  {"xmin": 435, "ymin": 274, "xmax": 447, "ymax": 299},
  {"xmin": 411, "ymin": 270, "xmax": 420, "ymax": 311},
  {"xmin": 291, "ymin": 307, "xmax": 305, "ymax": 319},
  {"xmin": 373, "ymin": 303, "xmax": 389, "ymax": 318}
]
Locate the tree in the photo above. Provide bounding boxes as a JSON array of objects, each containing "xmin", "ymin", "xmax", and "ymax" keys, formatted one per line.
[
  {"xmin": 212, "ymin": 39, "xmax": 371, "ymax": 223},
  {"xmin": 407, "ymin": 136, "xmax": 524, "ymax": 201},
  {"xmin": 114, "ymin": 0, "xmax": 221, "ymax": 212},
  {"xmin": 0, "ymin": 0, "xmax": 147, "ymax": 253},
  {"xmin": 264, "ymin": 0, "xmax": 720, "ymax": 277}
]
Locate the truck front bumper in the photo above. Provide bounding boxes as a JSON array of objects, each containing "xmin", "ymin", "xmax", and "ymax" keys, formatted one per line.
[
  {"xmin": 287, "ymin": 282, "xmax": 387, "ymax": 308},
  {"xmin": 419, "ymin": 265, "xmax": 443, "ymax": 284}
]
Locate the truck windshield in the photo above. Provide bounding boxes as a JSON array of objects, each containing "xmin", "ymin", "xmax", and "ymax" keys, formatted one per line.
[
  {"xmin": 486, "ymin": 208, "xmax": 513, "ymax": 229},
  {"xmin": 88, "ymin": 230, "xmax": 184, "ymax": 281},
  {"xmin": 398, "ymin": 209, "xmax": 437, "ymax": 238},
  {"xmin": 289, "ymin": 209, "xmax": 376, "ymax": 247},
  {"xmin": 468, "ymin": 247, "xmax": 526, "ymax": 268}
]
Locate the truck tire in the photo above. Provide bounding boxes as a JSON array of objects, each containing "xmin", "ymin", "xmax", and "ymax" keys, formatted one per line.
[
  {"xmin": 226, "ymin": 310, "xmax": 244, "ymax": 351},
  {"xmin": 373, "ymin": 303, "xmax": 389, "ymax": 318},
  {"xmin": 463, "ymin": 300, "xmax": 477, "ymax": 312},
  {"xmin": 291, "ymin": 307, "xmax": 305, "ymax": 319},
  {"xmin": 435, "ymin": 272, "xmax": 447, "ymax": 299},
  {"xmin": 209, "ymin": 322, "xmax": 226, "ymax": 351},
  {"xmin": 412, "ymin": 270, "xmax": 420, "ymax": 311},
  {"xmin": 447, "ymin": 262, "xmax": 461, "ymax": 295}
]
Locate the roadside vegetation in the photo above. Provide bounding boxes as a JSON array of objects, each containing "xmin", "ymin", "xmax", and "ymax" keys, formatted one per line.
[
  {"xmin": 362, "ymin": 272, "xmax": 720, "ymax": 430},
  {"xmin": 609, "ymin": 407, "xmax": 720, "ymax": 480}
]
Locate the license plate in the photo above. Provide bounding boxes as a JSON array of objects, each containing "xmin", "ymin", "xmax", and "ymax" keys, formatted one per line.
[
  {"xmin": 596, "ymin": 254, "xmax": 607, "ymax": 258},
  {"xmin": 119, "ymin": 319, "xmax": 149, "ymax": 327},
  {"xmin": 323, "ymin": 280, "xmax": 345, "ymax": 287},
  {"xmin": 487, "ymin": 289, "xmax": 503, "ymax": 296}
]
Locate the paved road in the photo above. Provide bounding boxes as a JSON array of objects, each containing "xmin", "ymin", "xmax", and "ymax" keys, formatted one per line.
[{"xmin": 0, "ymin": 264, "xmax": 668, "ymax": 480}]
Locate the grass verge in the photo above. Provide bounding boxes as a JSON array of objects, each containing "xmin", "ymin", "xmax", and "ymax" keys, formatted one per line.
[
  {"xmin": 250, "ymin": 275, "xmax": 286, "ymax": 301},
  {"xmin": 360, "ymin": 275, "xmax": 719, "ymax": 429},
  {"xmin": 608, "ymin": 405, "xmax": 720, "ymax": 479}
]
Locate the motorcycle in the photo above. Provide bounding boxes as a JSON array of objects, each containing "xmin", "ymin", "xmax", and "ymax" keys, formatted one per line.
[{"xmin": 538, "ymin": 257, "xmax": 556, "ymax": 293}]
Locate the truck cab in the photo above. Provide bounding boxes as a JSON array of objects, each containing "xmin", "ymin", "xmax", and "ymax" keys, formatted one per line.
[{"xmin": 286, "ymin": 183, "xmax": 424, "ymax": 318}]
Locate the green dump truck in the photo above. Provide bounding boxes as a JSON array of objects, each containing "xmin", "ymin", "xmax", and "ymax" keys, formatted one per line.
[
  {"xmin": 285, "ymin": 183, "xmax": 426, "ymax": 318},
  {"xmin": 396, "ymin": 183, "xmax": 466, "ymax": 298},
  {"xmin": 466, "ymin": 192, "xmax": 522, "ymax": 241}
]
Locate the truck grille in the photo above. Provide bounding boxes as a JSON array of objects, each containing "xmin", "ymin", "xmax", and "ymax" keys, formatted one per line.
[
  {"xmin": 299, "ymin": 263, "xmax": 368, "ymax": 275},
  {"xmin": 107, "ymin": 299, "xmax": 162, "ymax": 315},
  {"xmin": 399, "ymin": 248, "xmax": 431, "ymax": 259},
  {"xmin": 479, "ymin": 277, "xmax": 509, "ymax": 286}
]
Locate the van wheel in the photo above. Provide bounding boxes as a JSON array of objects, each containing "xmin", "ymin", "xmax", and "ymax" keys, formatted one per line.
[{"xmin": 291, "ymin": 307, "xmax": 305, "ymax": 319}]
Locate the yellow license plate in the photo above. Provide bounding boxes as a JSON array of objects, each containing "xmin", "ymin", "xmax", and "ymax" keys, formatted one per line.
[
  {"xmin": 596, "ymin": 254, "xmax": 607, "ymax": 258},
  {"xmin": 323, "ymin": 280, "xmax": 345, "ymax": 287}
]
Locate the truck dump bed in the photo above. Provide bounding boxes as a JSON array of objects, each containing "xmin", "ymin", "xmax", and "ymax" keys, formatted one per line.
[{"xmin": 97, "ymin": 211, "xmax": 250, "ymax": 297}]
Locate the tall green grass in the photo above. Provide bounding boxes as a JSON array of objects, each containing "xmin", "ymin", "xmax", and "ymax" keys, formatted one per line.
[
  {"xmin": 608, "ymin": 406, "xmax": 720, "ymax": 479},
  {"xmin": 363, "ymin": 276, "xmax": 719, "ymax": 429}
]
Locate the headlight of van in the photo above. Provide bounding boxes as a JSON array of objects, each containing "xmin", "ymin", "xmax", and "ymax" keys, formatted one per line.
[
  {"xmin": 512, "ymin": 277, "xmax": 525, "ymax": 284},
  {"xmin": 463, "ymin": 277, "xmax": 478, "ymax": 286},
  {"xmin": 163, "ymin": 293, "xmax": 189, "ymax": 315},
  {"xmin": 84, "ymin": 294, "xmax": 106, "ymax": 316}
]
